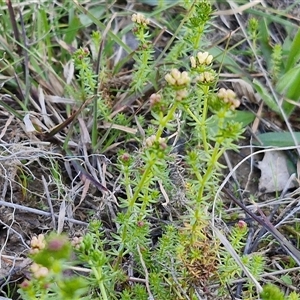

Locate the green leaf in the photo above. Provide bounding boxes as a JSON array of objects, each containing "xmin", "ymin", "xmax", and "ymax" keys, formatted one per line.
[
  {"xmin": 285, "ymin": 28, "xmax": 300, "ymax": 72},
  {"xmin": 206, "ymin": 111, "xmax": 252, "ymax": 138},
  {"xmin": 280, "ymin": 275, "xmax": 293, "ymax": 285},
  {"xmin": 256, "ymin": 132, "xmax": 300, "ymax": 147},
  {"xmin": 64, "ymin": 16, "xmax": 82, "ymax": 44},
  {"xmin": 233, "ymin": 111, "xmax": 255, "ymax": 127},
  {"xmin": 253, "ymin": 79, "xmax": 279, "ymax": 113},
  {"xmin": 258, "ymin": 18, "xmax": 273, "ymax": 70},
  {"xmin": 78, "ymin": 7, "xmax": 106, "ymax": 27},
  {"xmin": 277, "ymin": 65, "xmax": 300, "ymax": 116}
]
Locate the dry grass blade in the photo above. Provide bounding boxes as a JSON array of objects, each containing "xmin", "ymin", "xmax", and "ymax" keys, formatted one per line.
[
  {"xmin": 223, "ymin": 188, "xmax": 300, "ymax": 267},
  {"xmin": 64, "ymin": 148, "xmax": 108, "ymax": 193},
  {"xmin": 0, "ymin": 200, "xmax": 87, "ymax": 226},
  {"xmin": 212, "ymin": 224, "xmax": 263, "ymax": 294},
  {"xmin": 213, "ymin": 0, "xmax": 264, "ymax": 16}
]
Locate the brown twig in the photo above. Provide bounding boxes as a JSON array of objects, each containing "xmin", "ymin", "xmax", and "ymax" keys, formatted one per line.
[{"xmin": 223, "ymin": 188, "xmax": 300, "ymax": 266}]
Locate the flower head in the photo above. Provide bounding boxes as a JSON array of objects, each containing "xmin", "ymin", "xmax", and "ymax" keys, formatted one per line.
[
  {"xmin": 191, "ymin": 52, "xmax": 213, "ymax": 68},
  {"xmin": 30, "ymin": 234, "xmax": 46, "ymax": 254},
  {"xmin": 149, "ymin": 93, "xmax": 162, "ymax": 106},
  {"xmin": 131, "ymin": 13, "xmax": 150, "ymax": 26},
  {"xmin": 144, "ymin": 135, "xmax": 166, "ymax": 149},
  {"xmin": 176, "ymin": 89, "xmax": 188, "ymax": 101},
  {"xmin": 31, "ymin": 263, "xmax": 49, "ymax": 278},
  {"xmin": 196, "ymin": 71, "xmax": 215, "ymax": 84},
  {"xmin": 217, "ymin": 88, "xmax": 240, "ymax": 110},
  {"xmin": 165, "ymin": 69, "xmax": 191, "ymax": 87}
]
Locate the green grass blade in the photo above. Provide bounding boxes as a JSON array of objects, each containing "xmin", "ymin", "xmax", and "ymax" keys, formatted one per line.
[
  {"xmin": 256, "ymin": 132, "xmax": 300, "ymax": 147},
  {"xmin": 73, "ymin": 1, "xmax": 132, "ymax": 55},
  {"xmin": 285, "ymin": 28, "xmax": 300, "ymax": 72},
  {"xmin": 277, "ymin": 65, "xmax": 300, "ymax": 116},
  {"xmin": 253, "ymin": 79, "xmax": 280, "ymax": 114}
]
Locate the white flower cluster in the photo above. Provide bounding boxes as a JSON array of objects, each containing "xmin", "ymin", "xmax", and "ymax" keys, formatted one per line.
[
  {"xmin": 196, "ymin": 71, "xmax": 215, "ymax": 84},
  {"xmin": 30, "ymin": 234, "xmax": 46, "ymax": 254},
  {"xmin": 165, "ymin": 69, "xmax": 191, "ymax": 86},
  {"xmin": 144, "ymin": 135, "xmax": 166, "ymax": 149},
  {"xmin": 131, "ymin": 13, "xmax": 150, "ymax": 26},
  {"xmin": 190, "ymin": 51, "xmax": 213, "ymax": 68},
  {"xmin": 217, "ymin": 88, "xmax": 240, "ymax": 110}
]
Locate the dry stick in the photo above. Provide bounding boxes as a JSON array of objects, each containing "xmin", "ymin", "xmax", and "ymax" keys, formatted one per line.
[
  {"xmin": 42, "ymin": 175, "xmax": 56, "ymax": 230},
  {"xmin": 223, "ymin": 188, "xmax": 300, "ymax": 266},
  {"xmin": 0, "ymin": 219, "xmax": 30, "ymax": 250},
  {"xmin": 250, "ymin": 174, "xmax": 298, "ymax": 253},
  {"xmin": 208, "ymin": 266, "xmax": 300, "ymax": 289},
  {"xmin": 137, "ymin": 244, "xmax": 154, "ymax": 300},
  {"xmin": 0, "ymin": 200, "xmax": 88, "ymax": 226},
  {"xmin": 213, "ymin": 0, "xmax": 263, "ymax": 16}
]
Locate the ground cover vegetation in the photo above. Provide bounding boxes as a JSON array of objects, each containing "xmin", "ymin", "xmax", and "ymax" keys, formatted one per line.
[{"xmin": 0, "ymin": 0, "xmax": 300, "ymax": 299}]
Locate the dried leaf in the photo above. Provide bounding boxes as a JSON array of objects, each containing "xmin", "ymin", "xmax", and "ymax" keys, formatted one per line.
[
  {"xmin": 232, "ymin": 79, "xmax": 260, "ymax": 103},
  {"xmin": 257, "ymin": 151, "xmax": 296, "ymax": 193}
]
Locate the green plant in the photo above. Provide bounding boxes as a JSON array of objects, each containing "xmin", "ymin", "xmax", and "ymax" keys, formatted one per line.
[
  {"xmin": 1, "ymin": 1, "xmax": 299, "ymax": 299},
  {"xmin": 18, "ymin": 2, "xmax": 249, "ymax": 298},
  {"xmin": 218, "ymin": 220, "xmax": 265, "ymax": 298},
  {"xmin": 254, "ymin": 22, "xmax": 300, "ymax": 117},
  {"xmin": 19, "ymin": 234, "xmax": 88, "ymax": 300}
]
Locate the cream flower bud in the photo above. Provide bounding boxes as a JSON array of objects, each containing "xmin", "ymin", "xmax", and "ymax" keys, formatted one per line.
[
  {"xmin": 131, "ymin": 13, "xmax": 138, "ymax": 23},
  {"xmin": 170, "ymin": 68, "xmax": 181, "ymax": 81},
  {"xmin": 181, "ymin": 71, "xmax": 190, "ymax": 81},
  {"xmin": 131, "ymin": 13, "xmax": 149, "ymax": 26},
  {"xmin": 232, "ymin": 98, "xmax": 241, "ymax": 108},
  {"xmin": 30, "ymin": 234, "xmax": 46, "ymax": 253},
  {"xmin": 177, "ymin": 71, "xmax": 190, "ymax": 85},
  {"xmin": 165, "ymin": 69, "xmax": 190, "ymax": 87},
  {"xmin": 145, "ymin": 135, "xmax": 156, "ymax": 147},
  {"xmin": 196, "ymin": 71, "xmax": 214, "ymax": 83},
  {"xmin": 227, "ymin": 89, "xmax": 236, "ymax": 99},
  {"xmin": 149, "ymin": 93, "xmax": 161, "ymax": 106},
  {"xmin": 204, "ymin": 72, "xmax": 214, "ymax": 82},
  {"xmin": 217, "ymin": 88, "xmax": 227, "ymax": 98},
  {"xmin": 217, "ymin": 88, "xmax": 240, "ymax": 109},
  {"xmin": 206, "ymin": 54, "xmax": 213, "ymax": 64},
  {"xmin": 196, "ymin": 51, "xmax": 213, "ymax": 65},
  {"xmin": 197, "ymin": 52, "xmax": 209, "ymax": 64},
  {"xmin": 176, "ymin": 89, "xmax": 188, "ymax": 100},
  {"xmin": 190, "ymin": 56, "xmax": 197, "ymax": 68},
  {"xmin": 31, "ymin": 263, "xmax": 49, "ymax": 279},
  {"xmin": 165, "ymin": 73, "xmax": 176, "ymax": 85}
]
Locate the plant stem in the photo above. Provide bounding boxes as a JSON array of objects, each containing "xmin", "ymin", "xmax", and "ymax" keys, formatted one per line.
[
  {"xmin": 91, "ymin": 266, "xmax": 108, "ymax": 300},
  {"xmin": 92, "ymin": 96, "xmax": 98, "ymax": 150},
  {"xmin": 155, "ymin": 101, "xmax": 178, "ymax": 140},
  {"xmin": 128, "ymin": 160, "xmax": 154, "ymax": 210}
]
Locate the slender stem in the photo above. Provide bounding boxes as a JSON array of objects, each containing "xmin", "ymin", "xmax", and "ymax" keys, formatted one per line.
[
  {"xmin": 128, "ymin": 160, "xmax": 154, "ymax": 210},
  {"xmin": 123, "ymin": 165, "xmax": 133, "ymax": 200},
  {"xmin": 92, "ymin": 96, "xmax": 98, "ymax": 150},
  {"xmin": 201, "ymin": 86, "xmax": 210, "ymax": 152},
  {"xmin": 185, "ymin": 86, "xmax": 209, "ymax": 153},
  {"xmin": 196, "ymin": 144, "xmax": 225, "ymax": 203},
  {"xmin": 155, "ymin": 101, "xmax": 178, "ymax": 140}
]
